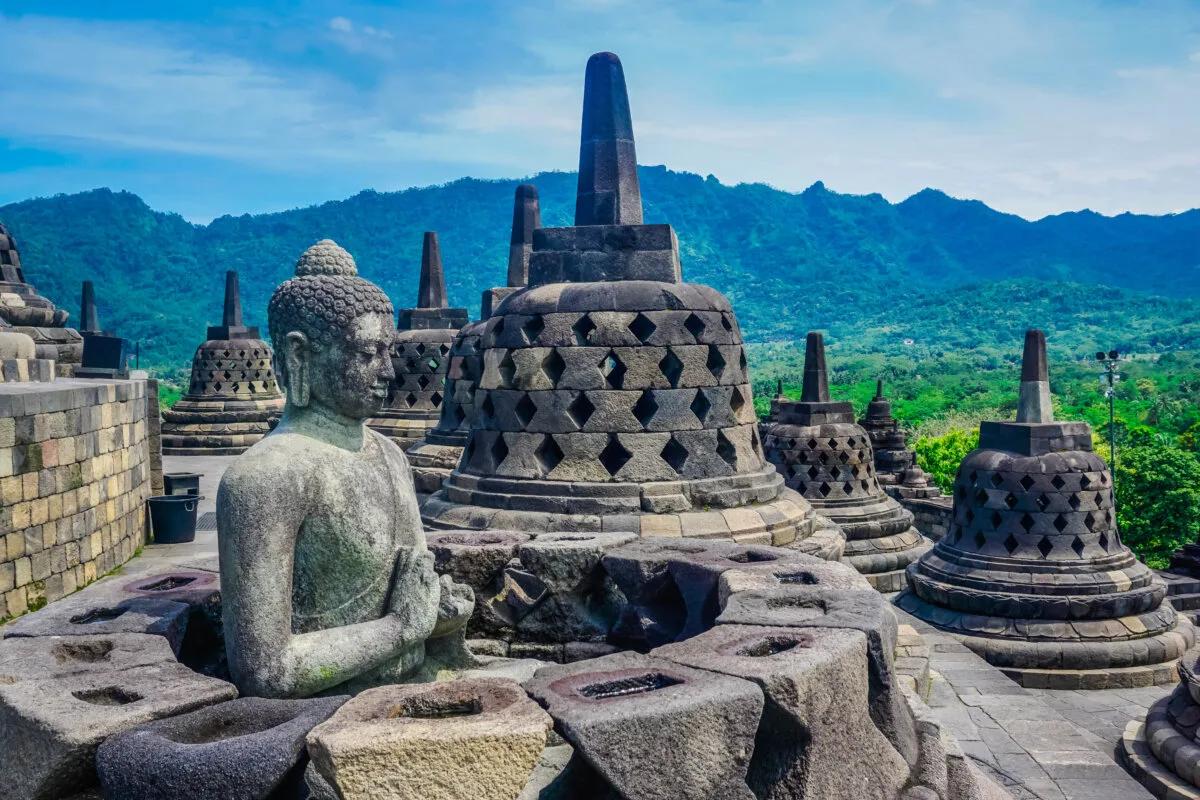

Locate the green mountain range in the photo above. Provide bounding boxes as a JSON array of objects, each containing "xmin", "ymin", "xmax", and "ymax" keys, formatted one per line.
[{"xmin": 1, "ymin": 166, "xmax": 1197, "ymax": 381}]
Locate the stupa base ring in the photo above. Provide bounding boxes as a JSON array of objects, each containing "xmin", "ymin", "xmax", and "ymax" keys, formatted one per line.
[
  {"xmin": 897, "ymin": 590, "xmax": 1194, "ymax": 688},
  {"xmin": 842, "ymin": 528, "xmax": 931, "ymax": 591},
  {"xmin": 423, "ymin": 485, "xmax": 841, "ymax": 553}
]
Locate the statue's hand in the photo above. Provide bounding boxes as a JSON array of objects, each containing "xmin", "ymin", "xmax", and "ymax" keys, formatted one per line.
[
  {"xmin": 387, "ymin": 548, "xmax": 441, "ymax": 641},
  {"xmin": 431, "ymin": 576, "xmax": 474, "ymax": 638}
]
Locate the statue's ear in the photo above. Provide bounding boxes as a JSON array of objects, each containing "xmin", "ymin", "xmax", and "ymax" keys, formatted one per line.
[{"xmin": 284, "ymin": 330, "xmax": 311, "ymax": 408}]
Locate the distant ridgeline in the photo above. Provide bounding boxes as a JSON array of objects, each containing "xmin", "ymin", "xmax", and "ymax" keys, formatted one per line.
[{"xmin": 1, "ymin": 169, "xmax": 1198, "ymax": 376}]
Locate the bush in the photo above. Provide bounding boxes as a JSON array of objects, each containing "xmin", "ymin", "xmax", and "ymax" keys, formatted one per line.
[
  {"xmin": 1113, "ymin": 443, "xmax": 1200, "ymax": 569},
  {"xmin": 913, "ymin": 428, "xmax": 980, "ymax": 492}
]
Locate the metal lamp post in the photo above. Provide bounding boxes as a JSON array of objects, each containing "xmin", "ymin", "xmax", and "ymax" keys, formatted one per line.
[{"xmin": 1096, "ymin": 349, "xmax": 1120, "ymax": 501}]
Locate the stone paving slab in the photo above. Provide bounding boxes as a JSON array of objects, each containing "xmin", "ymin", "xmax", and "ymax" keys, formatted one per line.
[{"xmin": 895, "ymin": 607, "xmax": 1156, "ymax": 800}]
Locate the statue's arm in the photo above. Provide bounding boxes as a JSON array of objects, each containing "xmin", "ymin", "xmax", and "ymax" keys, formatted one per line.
[{"xmin": 217, "ymin": 465, "xmax": 422, "ymax": 698}]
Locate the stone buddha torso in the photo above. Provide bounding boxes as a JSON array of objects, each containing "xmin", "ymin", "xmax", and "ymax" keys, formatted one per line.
[{"xmin": 241, "ymin": 430, "xmax": 422, "ymax": 633}]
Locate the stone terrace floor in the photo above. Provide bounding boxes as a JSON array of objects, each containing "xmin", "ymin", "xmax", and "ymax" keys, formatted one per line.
[
  {"xmin": 896, "ymin": 610, "xmax": 1165, "ymax": 800},
  {"xmin": 16, "ymin": 454, "xmax": 1171, "ymax": 800}
]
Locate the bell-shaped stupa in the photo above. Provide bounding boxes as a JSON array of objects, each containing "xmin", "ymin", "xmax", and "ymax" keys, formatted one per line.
[
  {"xmin": 0, "ymin": 221, "xmax": 83, "ymax": 374},
  {"xmin": 898, "ymin": 330, "xmax": 1194, "ymax": 688},
  {"xmin": 422, "ymin": 53, "xmax": 840, "ymax": 557},
  {"xmin": 407, "ymin": 185, "xmax": 540, "ymax": 493},
  {"xmin": 859, "ymin": 380, "xmax": 916, "ymax": 485},
  {"xmin": 367, "ymin": 232, "xmax": 469, "ymax": 449},
  {"xmin": 161, "ymin": 270, "xmax": 284, "ymax": 454},
  {"xmin": 761, "ymin": 333, "xmax": 929, "ymax": 590}
]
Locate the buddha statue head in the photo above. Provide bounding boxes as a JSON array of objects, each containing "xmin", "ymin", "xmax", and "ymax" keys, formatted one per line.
[{"xmin": 268, "ymin": 240, "xmax": 396, "ymax": 423}]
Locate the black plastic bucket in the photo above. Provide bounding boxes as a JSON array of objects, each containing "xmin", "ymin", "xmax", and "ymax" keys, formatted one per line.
[
  {"xmin": 163, "ymin": 472, "xmax": 202, "ymax": 496},
  {"xmin": 147, "ymin": 494, "xmax": 203, "ymax": 544}
]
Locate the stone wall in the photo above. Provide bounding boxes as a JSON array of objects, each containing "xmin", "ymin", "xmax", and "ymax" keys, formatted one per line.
[
  {"xmin": 0, "ymin": 378, "xmax": 153, "ymax": 619},
  {"xmin": 899, "ymin": 495, "xmax": 953, "ymax": 542}
]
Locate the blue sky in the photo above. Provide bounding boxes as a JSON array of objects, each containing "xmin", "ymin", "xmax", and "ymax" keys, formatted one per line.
[{"xmin": 0, "ymin": 1, "xmax": 1197, "ymax": 222}]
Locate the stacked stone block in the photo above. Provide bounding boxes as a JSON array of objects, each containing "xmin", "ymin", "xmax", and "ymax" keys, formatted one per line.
[
  {"xmin": 161, "ymin": 270, "xmax": 284, "ymax": 455},
  {"xmin": 898, "ymin": 330, "xmax": 1195, "ymax": 688},
  {"xmin": 368, "ymin": 232, "xmax": 468, "ymax": 449},
  {"xmin": 762, "ymin": 333, "xmax": 929, "ymax": 590},
  {"xmin": 0, "ymin": 378, "xmax": 153, "ymax": 619}
]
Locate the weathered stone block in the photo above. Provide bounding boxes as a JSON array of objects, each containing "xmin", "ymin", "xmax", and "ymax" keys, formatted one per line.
[
  {"xmin": 653, "ymin": 624, "xmax": 909, "ymax": 799},
  {"xmin": 0, "ymin": 632, "xmax": 175, "ymax": 685},
  {"xmin": 307, "ymin": 678, "xmax": 551, "ymax": 800},
  {"xmin": 0, "ymin": 662, "xmax": 236, "ymax": 799},
  {"xmin": 525, "ymin": 650, "xmax": 763, "ymax": 799}
]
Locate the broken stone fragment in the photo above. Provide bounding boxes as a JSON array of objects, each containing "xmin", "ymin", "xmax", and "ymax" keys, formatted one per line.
[
  {"xmin": 96, "ymin": 695, "xmax": 347, "ymax": 800},
  {"xmin": 0, "ymin": 662, "xmax": 237, "ymax": 800},
  {"xmin": 652, "ymin": 624, "xmax": 908, "ymax": 799},
  {"xmin": 306, "ymin": 678, "xmax": 552, "ymax": 800},
  {"xmin": 525, "ymin": 650, "xmax": 763, "ymax": 799}
]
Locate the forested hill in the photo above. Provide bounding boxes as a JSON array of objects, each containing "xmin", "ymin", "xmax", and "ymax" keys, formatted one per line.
[{"xmin": 1, "ymin": 166, "xmax": 1197, "ymax": 376}]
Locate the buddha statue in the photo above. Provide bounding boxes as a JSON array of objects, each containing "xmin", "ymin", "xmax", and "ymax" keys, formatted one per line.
[{"xmin": 217, "ymin": 240, "xmax": 474, "ymax": 699}]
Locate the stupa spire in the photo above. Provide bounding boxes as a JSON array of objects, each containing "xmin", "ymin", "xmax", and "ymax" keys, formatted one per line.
[
  {"xmin": 1016, "ymin": 328, "xmax": 1053, "ymax": 423},
  {"xmin": 508, "ymin": 184, "xmax": 541, "ymax": 287},
  {"xmin": 222, "ymin": 271, "xmax": 244, "ymax": 328},
  {"xmin": 417, "ymin": 232, "xmax": 448, "ymax": 309},
  {"xmin": 801, "ymin": 332, "xmax": 831, "ymax": 403},
  {"xmin": 575, "ymin": 52, "xmax": 642, "ymax": 226},
  {"xmin": 79, "ymin": 281, "xmax": 101, "ymax": 334},
  {"xmin": 875, "ymin": 379, "xmax": 884, "ymax": 400}
]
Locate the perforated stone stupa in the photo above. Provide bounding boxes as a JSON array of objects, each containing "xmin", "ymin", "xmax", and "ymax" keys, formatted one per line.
[
  {"xmin": 898, "ymin": 329, "xmax": 1195, "ymax": 688},
  {"xmin": 407, "ymin": 186, "xmax": 540, "ymax": 493},
  {"xmin": 0, "ymin": 220, "xmax": 83, "ymax": 375},
  {"xmin": 161, "ymin": 270, "xmax": 284, "ymax": 455},
  {"xmin": 762, "ymin": 333, "xmax": 929, "ymax": 590},
  {"xmin": 422, "ymin": 53, "xmax": 838, "ymax": 556},
  {"xmin": 367, "ymin": 232, "xmax": 468, "ymax": 449},
  {"xmin": 859, "ymin": 380, "xmax": 916, "ymax": 485}
]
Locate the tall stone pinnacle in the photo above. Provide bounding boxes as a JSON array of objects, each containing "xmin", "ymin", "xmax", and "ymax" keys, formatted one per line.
[
  {"xmin": 79, "ymin": 281, "xmax": 101, "ymax": 334},
  {"xmin": 508, "ymin": 184, "xmax": 541, "ymax": 287},
  {"xmin": 801, "ymin": 332, "xmax": 831, "ymax": 403},
  {"xmin": 417, "ymin": 232, "xmax": 448, "ymax": 309},
  {"xmin": 1016, "ymin": 328, "xmax": 1053, "ymax": 423},
  {"xmin": 575, "ymin": 51, "xmax": 643, "ymax": 226},
  {"xmin": 875, "ymin": 379, "xmax": 884, "ymax": 400},
  {"xmin": 222, "ymin": 271, "xmax": 244, "ymax": 328}
]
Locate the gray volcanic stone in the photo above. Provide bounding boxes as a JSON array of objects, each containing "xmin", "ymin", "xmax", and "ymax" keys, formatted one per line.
[
  {"xmin": 511, "ymin": 531, "xmax": 636, "ymax": 641},
  {"xmin": 428, "ymin": 529, "xmax": 531, "ymax": 635},
  {"xmin": 2, "ymin": 595, "xmax": 191, "ymax": 654},
  {"xmin": 0, "ymin": 633, "xmax": 176, "ymax": 685},
  {"xmin": 717, "ymin": 558, "xmax": 872, "ymax": 608},
  {"xmin": 525, "ymin": 651, "xmax": 763, "ymax": 799},
  {"xmin": 717, "ymin": 586, "xmax": 919, "ymax": 766},
  {"xmin": 0, "ymin": 662, "xmax": 236, "ymax": 800},
  {"xmin": 653, "ymin": 624, "xmax": 909, "ymax": 799},
  {"xmin": 96, "ymin": 695, "xmax": 347, "ymax": 800}
]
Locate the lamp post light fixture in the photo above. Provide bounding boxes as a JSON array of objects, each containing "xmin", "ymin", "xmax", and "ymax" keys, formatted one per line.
[{"xmin": 1096, "ymin": 349, "xmax": 1121, "ymax": 503}]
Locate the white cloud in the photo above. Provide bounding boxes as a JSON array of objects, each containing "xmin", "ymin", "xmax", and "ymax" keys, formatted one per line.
[{"xmin": 328, "ymin": 16, "xmax": 353, "ymax": 33}]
